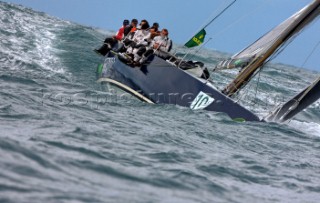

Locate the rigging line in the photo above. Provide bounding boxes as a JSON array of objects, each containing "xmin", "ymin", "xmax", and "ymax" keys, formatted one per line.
[
  {"xmin": 252, "ymin": 66, "xmax": 263, "ymax": 107},
  {"xmin": 301, "ymin": 38, "xmax": 320, "ymax": 68},
  {"xmin": 240, "ymin": 42, "xmax": 291, "ymax": 115},
  {"xmin": 194, "ymin": 2, "xmax": 225, "ymax": 31},
  {"xmin": 189, "ymin": 38, "xmax": 213, "ymax": 61},
  {"xmin": 234, "ymin": 77, "xmax": 254, "ymax": 103},
  {"xmin": 234, "ymin": 68, "xmax": 259, "ymax": 102},
  {"xmin": 232, "ymin": 67, "xmax": 260, "ymax": 102},
  {"xmin": 180, "ymin": 1, "xmax": 237, "ymax": 66},
  {"xmin": 178, "ymin": 38, "xmax": 213, "ymax": 68},
  {"xmin": 187, "ymin": 0, "xmax": 236, "ymax": 40},
  {"xmin": 184, "ymin": 0, "xmax": 237, "ymax": 48},
  {"xmin": 206, "ymin": 2, "xmax": 268, "ymax": 47},
  {"xmin": 234, "ymin": 62, "xmax": 267, "ymax": 103},
  {"xmin": 202, "ymin": 0, "xmax": 237, "ymax": 30},
  {"xmin": 195, "ymin": 38, "xmax": 213, "ymax": 55},
  {"xmin": 238, "ymin": 40, "xmax": 309, "ymax": 111}
]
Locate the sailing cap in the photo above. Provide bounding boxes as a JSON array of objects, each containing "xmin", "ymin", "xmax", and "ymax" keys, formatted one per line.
[
  {"xmin": 132, "ymin": 19, "xmax": 138, "ymax": 23},
  {"xmin": 123, "ymin": 19, "xmax": 129, "ymax": 25}
]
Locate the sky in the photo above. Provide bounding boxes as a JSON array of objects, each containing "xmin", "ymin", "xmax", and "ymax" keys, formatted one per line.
[{"xmin": 3, "ymin": 0, "xmax": 320, "ymax": 71}]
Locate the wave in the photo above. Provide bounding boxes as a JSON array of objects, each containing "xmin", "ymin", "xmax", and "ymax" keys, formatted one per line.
[
  {"xmin": 0, "ymin": 1, "xmax": 319, "ymax": 129},
  {"xmin": 2, "ymin": 2, "xmax": 320, "ymax": 203},
  {"xmin": 288, "ymin": 120, "xmax": 320, "ymax": 137}
]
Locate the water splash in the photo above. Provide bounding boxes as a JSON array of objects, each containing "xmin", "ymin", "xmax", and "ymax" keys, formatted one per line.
[
  {"xmin": 288, "ymin": 120, "xmax": 320, "ymax": 137},
  {"xmin": 0, "ymin": 2, "xmax": 65, "ymax": 74}
]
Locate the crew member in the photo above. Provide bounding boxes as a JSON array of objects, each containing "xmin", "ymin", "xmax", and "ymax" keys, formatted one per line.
[
  {"xmin": 139, "ymin": 28, "xmax": 172, "ymax": 64},
  {"xmin": 94, "ymin": 19, "xmax": 129, "ymax": 56},
  {"xmin": 125, "ymin": 20, "xmax": 151, "ymax": 66}
]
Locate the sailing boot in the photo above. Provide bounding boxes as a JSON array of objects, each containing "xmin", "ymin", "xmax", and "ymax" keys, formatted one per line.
[
  {"xmin": 132, "ymin": 53, "xmax": 142, "ymax": 67},
  {"xmin": 139, "ymin": 55, "xmax": 148, "ymax": 65},
  {"xmin": 94, "ymin": 43, "xmax": 112, "ymax": 56}
]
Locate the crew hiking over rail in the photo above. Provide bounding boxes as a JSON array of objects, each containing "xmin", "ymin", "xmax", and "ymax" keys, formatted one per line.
[{"xmin": 95, "ymin": 19, "xmax": 173, "ymax": 67}]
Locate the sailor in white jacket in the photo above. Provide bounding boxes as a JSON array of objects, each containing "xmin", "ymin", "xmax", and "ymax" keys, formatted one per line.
[
  {"xmin": 151, "ymin": 29, "xmax": 172, "ymax": 55},
  {"xmin": 140, "ymin": 29, "xmax": 172, "ymax": 64},
  {"xmin": 125, "ymin": 22, "xmax": 151, "ymax": 63}
]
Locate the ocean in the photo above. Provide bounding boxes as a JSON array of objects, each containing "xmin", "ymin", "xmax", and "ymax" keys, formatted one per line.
[{"xmin": 1, "ymin": 2, "xmax": 320, "ymax": 203}]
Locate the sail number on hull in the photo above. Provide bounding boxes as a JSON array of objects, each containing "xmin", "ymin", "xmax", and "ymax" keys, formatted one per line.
[{"xmin": 190, "ymin": 91, "xmax": 215, "ymax": 110}]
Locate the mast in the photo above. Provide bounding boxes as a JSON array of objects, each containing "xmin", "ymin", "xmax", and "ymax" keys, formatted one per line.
[{"xmin": 221, "ymin": 0, "xmax": 320, "ymax": 97}]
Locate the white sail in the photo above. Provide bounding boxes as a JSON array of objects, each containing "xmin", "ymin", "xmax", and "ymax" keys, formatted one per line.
[{"xmin": 218, "ymin": 0, "xmax": 320, "ymax": 96}]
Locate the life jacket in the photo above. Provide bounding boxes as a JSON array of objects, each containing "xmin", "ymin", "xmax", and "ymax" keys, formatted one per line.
[{"xmin": 130, "ymin": 27, "xmax": 137, "ymax": 33}]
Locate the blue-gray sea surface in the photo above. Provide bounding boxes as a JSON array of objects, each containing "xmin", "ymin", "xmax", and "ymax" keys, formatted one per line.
[{"xmin": 1, "ymin": 2, "xmax": 320, "ymax": 203}]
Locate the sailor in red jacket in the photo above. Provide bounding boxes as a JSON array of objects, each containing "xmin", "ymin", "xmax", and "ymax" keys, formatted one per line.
[
  {"xmin": 94, "ymin": 19, "xmax": 129, "ymax": 56},
  {"xmin": 113, "ymin": 19, "xmax": 129, "ymax": 40}
]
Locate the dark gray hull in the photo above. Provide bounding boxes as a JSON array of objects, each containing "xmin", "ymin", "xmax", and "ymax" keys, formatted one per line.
[{"xmin": 97, "ymin": 55, "xmax": 261, "ymax": 122}]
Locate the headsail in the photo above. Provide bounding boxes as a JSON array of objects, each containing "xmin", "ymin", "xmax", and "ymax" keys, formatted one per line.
[
  {"xmin": 265, "ymin": 76, "xmax": 320, "ymax": 123},
  {"xmin": 219, "ymin": 0, "xmax": 320, "ymax": 96}
]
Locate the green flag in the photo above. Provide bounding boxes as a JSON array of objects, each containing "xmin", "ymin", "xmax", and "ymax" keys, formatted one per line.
[{"xmin": 184, "ymin": 29, "xmax": 206, "ymax": 48}]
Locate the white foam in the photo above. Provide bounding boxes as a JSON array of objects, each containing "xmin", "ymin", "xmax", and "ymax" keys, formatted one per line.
[
  {"xmin": 0, "ymin": 4, "xmax": 65, "ymax": 74},
  {"xmin": 95, "ymin": 28, "xmax": 114, "ymax": 37},
  {"xmin": 288, "ymin": 120, "xmax": 320, "ymax": 137}
]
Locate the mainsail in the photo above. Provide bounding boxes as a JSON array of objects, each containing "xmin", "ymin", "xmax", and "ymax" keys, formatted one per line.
[
  {"xmin": 265, "ymin": 76, "xmax": 320, "ymax": 122},
  {"xmin": 218, "ymin": 0, "xmax": 320, "ymax": 96}
]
